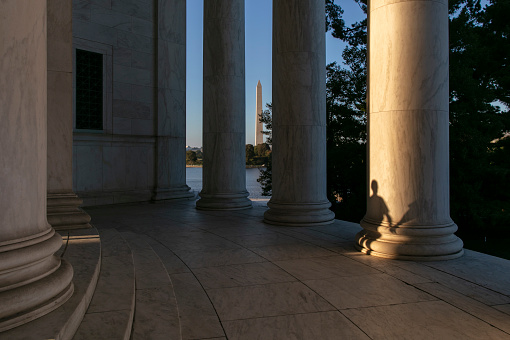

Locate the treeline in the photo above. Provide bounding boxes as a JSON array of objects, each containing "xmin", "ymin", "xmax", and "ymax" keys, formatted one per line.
[
  {"xmin": 246, "ymin": 143, "xmax": 271, "ymax": 166},
  {"xmin": 186, "ymin": 144, "xmax": 272, "ymax": 167},
  {"xmin": 186, "ymin": 150, "xmax": 202, "ymax": 165}
]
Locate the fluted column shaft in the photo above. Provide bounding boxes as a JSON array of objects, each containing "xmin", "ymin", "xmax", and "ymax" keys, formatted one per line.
[
  {"xmin": 47, "ymin": 0, "xmax": 91, "ymax": 230},
  {"xmin": 196, "ymin": 0, "xmax": 252, "ymax": 210},
  {"xmin": 153, "ymin": 0, "xmax": 194, "ymax": 201},
  {"xmin": 355, "ymin": 0, "xmax": 463, "ymax": 260},
  {"xmin": 264, "ymin": 0, "xmax": 335, "ymax": 226},
  {"xmin": 0, "ymin": 0, "xmax": 73, "ymax": 331}
]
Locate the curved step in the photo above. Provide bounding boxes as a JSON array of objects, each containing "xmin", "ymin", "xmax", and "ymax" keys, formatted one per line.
[
  {"xmin": 145, "ymin": 236, "xmax": 225, "ymax": 340},
  {"xmin": 73, "ymin": 228, "xmax": 135, "ymax": 340},
  {"xmin": 120, "ymin": 231, "xmax": 181, "ymax": 340},
  {"xmin": 3, "ymin": 228, "xmax": 101, "ymax": 340}
]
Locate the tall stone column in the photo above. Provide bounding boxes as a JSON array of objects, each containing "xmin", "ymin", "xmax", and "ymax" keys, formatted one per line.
[
  {"xmin": 47, "ymin": 0, "xmax": 92, "ymax": 230},
  {"xmin": 0, "ymin": 0, "xmax": 74, "ymax": 331},
  {"xmin": 264, "ymin": 0, "xmax": 335, "ymax": 226},
  {"xmin": 196, "ymin": 0, "xmax": 252, "ymax": 210},
  {"xmin": 153, "ymin": 0, "xmax": 195, "ymax": 201},
  {"xmin": 355, "ymin": 0, "xmax": 464, "ymax": 260}
]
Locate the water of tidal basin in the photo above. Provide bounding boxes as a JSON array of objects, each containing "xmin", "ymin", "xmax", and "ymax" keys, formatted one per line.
[{"xmin": 186, "ymin": 167, "xmax": 267, "ymax": 199}]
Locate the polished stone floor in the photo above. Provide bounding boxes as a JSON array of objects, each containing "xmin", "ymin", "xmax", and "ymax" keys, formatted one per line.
[{"xmin": 82, "ymin": 199, "xmax": 510, "ymax": 339}]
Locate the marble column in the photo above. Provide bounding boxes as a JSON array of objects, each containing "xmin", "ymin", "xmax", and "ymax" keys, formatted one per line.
[
  {"xmin": 47, "ymin": 0, "xmax": 92, "ymax": 230},
  {"xmin": 0, "ymin": 0, "xmax": 74, "ymax": 331},
  {"xmin": 264, "ymin": 0, "xmax": 335, "ymax": 226},
  {"xmin": 153, "ymin": 0, "xmax": 195, "ymax": 201},
  {"xmin": 355, "ymin": 0, "xmax": 464, "ymax": 260},
  {"xmin": 196, "ymin": 0, "xmax": 252, "ymax": 210}
]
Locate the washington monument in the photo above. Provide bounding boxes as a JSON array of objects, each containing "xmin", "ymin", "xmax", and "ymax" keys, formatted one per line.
[{"xmin": 255, "ymin": 80, "xmax": 264, "ymax": 145}]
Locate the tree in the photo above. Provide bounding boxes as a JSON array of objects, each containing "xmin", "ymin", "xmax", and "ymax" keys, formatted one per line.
[
  {"xmin": 255, "ymin": 143, "xmax": 270, "ymax": 157},
  {"xmin": 257, "ymin": 104, "xmax": 273, "ymax": 196},
  {"xmin": 325, "ymin": 0, "xmax": 368, "ymax": 222},
  {"xmin": 448, "ymin": 0, "xmax": 510, "ymax": 238},
  {"xmin": 195, "ymin": 150, "xmax": 203, "ymax": 160},
  {"xmin": 246, "ymin": 144, "xmax": 255, "ymax": 164},
  {"xmin": 186, "ymin": 150, "xmax": 197, "ymax": 164}
]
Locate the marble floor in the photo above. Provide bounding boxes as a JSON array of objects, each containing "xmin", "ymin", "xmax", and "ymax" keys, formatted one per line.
[{"xmin": 80, "ymin": 199, "xmax": 510, "ymax": 340}]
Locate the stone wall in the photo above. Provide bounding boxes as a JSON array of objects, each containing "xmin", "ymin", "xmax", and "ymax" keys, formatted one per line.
[{"xmin": 72, "ymin": 0, "xmax": 156, "ymax": 206}]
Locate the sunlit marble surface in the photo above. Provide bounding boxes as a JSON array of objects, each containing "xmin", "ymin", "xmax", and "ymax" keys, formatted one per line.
[{"xmin": 357, "ymin": 0, "xmax": 463, "ymax": 259}]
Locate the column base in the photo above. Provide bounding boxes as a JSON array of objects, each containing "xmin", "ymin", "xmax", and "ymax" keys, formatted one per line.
[
  {"xmin": 47, "ymin": 193, "xmax": 91, "ymax": 231},
  {"xmin": 355, "ymin": 218, "xmax": 464, "ymax": 261},
  {"xmin": 0, "ymin": 230, "xmax": 74, "ymax": 332},
  {"xmin": 264, "ymin": 200, "xmax": 335, "ymax": 227},
  {"xmin": 196, "ymin": 191, "xmax": 252, "ymax": 210},
  {"xmin": 152, "ymin": 186, "xmax": 196, "ymax": 201}
]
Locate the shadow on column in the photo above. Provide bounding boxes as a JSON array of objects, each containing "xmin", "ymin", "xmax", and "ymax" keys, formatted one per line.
[{"xmin": 355, "ymin": 180, "xmax": 464, "ymax": 261}]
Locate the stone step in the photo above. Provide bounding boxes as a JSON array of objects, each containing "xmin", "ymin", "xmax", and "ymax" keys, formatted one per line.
[
  {"xmin": 144, "ymin": 236, "xmax": 225, "ymax": 340},
  {"xmin": 3, "ymin": 228, "xmax": 101, "ymax": 340},
  {"xmin": 119, "ymin": 231, "xmax": 181, "ymax": 340},
  {"xmin": 73, "ymin": 229, "xmax": 135, "ymax": 340}
]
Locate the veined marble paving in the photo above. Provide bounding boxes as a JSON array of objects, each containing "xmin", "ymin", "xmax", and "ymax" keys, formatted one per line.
[{"xmin": 75, "ymin": 200, "xmax": 510, "ymax": 339}]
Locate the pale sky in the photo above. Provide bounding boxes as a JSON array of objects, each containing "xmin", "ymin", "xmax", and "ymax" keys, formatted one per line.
[{"xmin": 185, "ymin": 0, "xmax": 365, "ymax": 147}]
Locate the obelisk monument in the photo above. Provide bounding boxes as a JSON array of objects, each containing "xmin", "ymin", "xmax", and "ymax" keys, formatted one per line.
[{"xmin": 255, "ymin": 80, "xmax": 264, "ymax": 145}]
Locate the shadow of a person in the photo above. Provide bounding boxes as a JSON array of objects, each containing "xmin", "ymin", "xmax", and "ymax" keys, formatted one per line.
[{"xmin": 367, "ymin": 180, "xmax": 392, "ymax": 227}]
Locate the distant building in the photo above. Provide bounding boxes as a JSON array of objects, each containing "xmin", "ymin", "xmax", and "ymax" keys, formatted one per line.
[{"xmin": 186, "ymin": 146, "xmax": 202, "ymax": 151}]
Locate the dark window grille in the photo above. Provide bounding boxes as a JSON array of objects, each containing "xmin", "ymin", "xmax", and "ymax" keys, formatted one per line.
[{"xmin": 76, "ymin": 49, "xmax": 103, "ymax": 130}]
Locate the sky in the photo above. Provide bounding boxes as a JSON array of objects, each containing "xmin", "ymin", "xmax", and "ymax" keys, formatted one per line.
[{"xmin": 186, "ymin": 0, "xmax": 366, "ymax": 147}]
